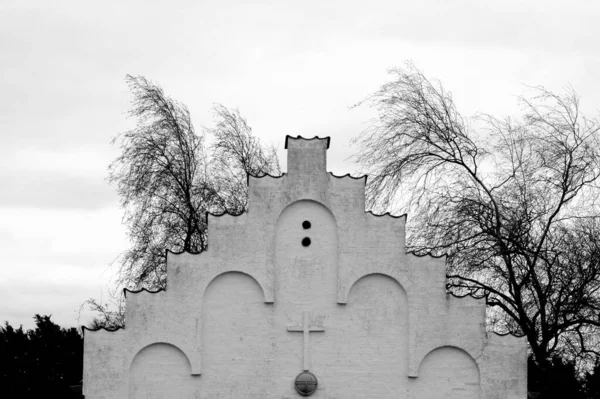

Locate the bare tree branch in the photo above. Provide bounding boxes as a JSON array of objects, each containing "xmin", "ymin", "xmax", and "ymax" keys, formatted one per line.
[
  {"xmin": 92, "ymin": 77, "xmax": 282, "ymax": 328},
  {"xmin": 352, "ymin": 62, "xmax": 600, "ymax": 370}
]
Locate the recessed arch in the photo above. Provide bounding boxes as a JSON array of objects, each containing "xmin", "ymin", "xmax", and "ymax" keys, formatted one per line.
[
  {"xmin": 129, "ymin": 342, "xmax": 196, "ymax": 399},
  {"xmin": 202, "ymin": 270, "xmax": 271, "ymax": 303},
  {"xmin": 412, "ymin": 345, "xmax": 481, "ymax": 399},
  {"xmin": 347, "ymin": 272, "xmax": 408, "ymax": 305},
  {"xmin": 276, "ymin": 198, "xmax": 338, "ymax": 225},
  {"xmin": 340, "ymin": 269, "xmax": 411, "ymax": 305},
  {"xmin": 417, "ymin": 345, "xmax": 480, "ymax": 378},
  {"xmin": 274, "ymin": 198, "xmax": 339, "ymax": 305},
  {"xmin": 327, "ymin": 272, "xmax": 409, "ymax": 393},
  {"xmin": 200, "ymin": 270, "xmax": 275, "ymax": 395},
  {"xmin": 130, "ymin": 341, "xmax": 192, "ymax": 369}
]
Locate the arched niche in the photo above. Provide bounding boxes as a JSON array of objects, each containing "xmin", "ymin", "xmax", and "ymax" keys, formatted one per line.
[
  {"xmin": 200, "ymin": 271, "xmax": 275, "ymax": 397},
  {"xmin": 340, "ymin": 269, "xmax": 411, "ymax": 305},
  {"xmin": 410, "ymin": 346, "xmax": 480, "ymax": 399},
  {"xmin": 129, "ymin": 343, "xmax": 197, "ymax": 399},
  {"xmin": 324, "ymin": 274, "xmax": 409, "ymax": 396},
  {"xmin": 347, "ymin": 272, "xmax": 408, "ymax": 307},
  {"xmin": 202, "ymin": 269, "xmax": 271, "ymax": 303},
  {"xmin": 274, "ymin": 199, "xmax": 339, "ymax": 305}
]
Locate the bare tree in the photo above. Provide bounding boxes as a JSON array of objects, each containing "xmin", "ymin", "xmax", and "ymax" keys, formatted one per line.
[
  {"xmin": 90, "ymin": 77, "xmax": 281, "ymax": 329},
  {"xmin": 81, "ymin": 290, "xmax": 125, "ymax": 331},
  {"xmin": 108, "ymin": 75, "xmax": 210, "ymax": 290},
  {"xmin": 206, "ymin": 104, "xmax": 281, "ymax": 215},
  {"xmin": 352, "ymin": 62, "xmax": 600, "ymax": 370}
]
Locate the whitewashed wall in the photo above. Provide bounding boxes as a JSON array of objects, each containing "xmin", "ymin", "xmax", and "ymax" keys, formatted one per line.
[{"xmin": 83, "ymin": 136, "xmax": 527, "ymax": 398}]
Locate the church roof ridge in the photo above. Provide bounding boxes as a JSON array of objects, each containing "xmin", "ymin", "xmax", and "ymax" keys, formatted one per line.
[{"xmin": 284, "ymin": 135, "xmax": 331, "ymax": 149}]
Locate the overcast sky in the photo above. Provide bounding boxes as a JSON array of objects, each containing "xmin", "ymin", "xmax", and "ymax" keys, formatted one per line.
[{"xmin": 1, "ymin": 0, "xmax": 599, "ymax": 330}]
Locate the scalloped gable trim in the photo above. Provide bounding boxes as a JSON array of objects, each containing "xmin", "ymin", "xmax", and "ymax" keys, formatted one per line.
[
  {"xmin": 447, "ymin": 291, "xmax": 487, "ymax": 300},
  {"xmin": 246, "ymin": 171, "xmax": 286, "ymax": 186},
  {"xmin": 490, "ymin": 330, "xmax": 526, "ymax": 338},
  {"xmin": 366, "ymin": 210, "xmax": 407, "ymax": 219},
  {"xmin": 445, "ymin": 291, "xmax": 526, "ymax": 338},
  {"xmin": 284, "ymin": 135, "xmax": 331, "ymax": 149},
  {"xmin": 329, "ymin": 172, "xmax": 367, "ymax": 181},
  {"xmin": 205, "ymin": 210, "xmax": 245, "ymax": 219},
  {"xmin": 165, "ymin": 248, "xmax": 202, "ymax": 256},
  {"xmin": 406, "ymin": 250, "xmax": 446, "ymax": 259},
  {"xmin": 81, "ymin": 325, "xmax": 123, "ymax": 335},
  {"xmin": 123, "ymin": 287, "xmax": 165, "ymax": 298}
]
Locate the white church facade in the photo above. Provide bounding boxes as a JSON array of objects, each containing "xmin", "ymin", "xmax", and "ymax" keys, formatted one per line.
[{"xmin": 83, "ymin": 136, "xmax": 527, "ymax": 398}]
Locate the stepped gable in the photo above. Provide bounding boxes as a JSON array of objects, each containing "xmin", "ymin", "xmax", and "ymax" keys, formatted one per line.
[{"xmin": 83, "ymin": 135, "xmax": 527, "ymax": 399}]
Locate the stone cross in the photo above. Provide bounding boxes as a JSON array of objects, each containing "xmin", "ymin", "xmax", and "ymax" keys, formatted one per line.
[{"xmin": 287, "ymin": 310, "xmax": 325, "ymax": 371}]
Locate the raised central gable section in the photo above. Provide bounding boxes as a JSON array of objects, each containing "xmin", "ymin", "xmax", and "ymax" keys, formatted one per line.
[
  {"xmin": 284, "ymin": 136, "xmax": 330, "ymax": 201},
  {"xmin": 285, "ymin": 135, "xmax": 329, "ymax": 176},
  {"xmin": 274, "ymin": 199, "xmax": 338, "ymax": 306}
]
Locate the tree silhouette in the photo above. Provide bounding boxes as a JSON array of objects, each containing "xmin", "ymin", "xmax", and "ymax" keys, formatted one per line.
[
  {"xmin": 87, "ymin": 76, "xmax": 280, "ymax": 329},
  {"xmin": 353, "ymin": 63, "xmax": 600, "ymax": 372},
  {"xmin": 0, "ymin": 315, "xmax": 83, "ymax": 398},
  {"xmin": 108, "ymin": 76, "xmax": 280, "ymax": 291}
]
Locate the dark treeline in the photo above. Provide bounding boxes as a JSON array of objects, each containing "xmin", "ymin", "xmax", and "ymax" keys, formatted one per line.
[
  {"xmin": 0, "ymin": 315, "xmax": 83, "ymax": 398},
  {"xmin": 528, "ymin": 355, "xmax": 600, "ymax": 398}
]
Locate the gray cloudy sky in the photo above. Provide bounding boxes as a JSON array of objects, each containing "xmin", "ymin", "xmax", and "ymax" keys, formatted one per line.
[{"xmin": 1, "ymin": 0, "xmax": 599, "ymax": 330}]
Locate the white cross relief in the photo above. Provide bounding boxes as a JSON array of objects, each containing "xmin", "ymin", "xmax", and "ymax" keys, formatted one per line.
[{"xmin": 287, "ymin": 310, "xmax": 325, "ymax": 371}]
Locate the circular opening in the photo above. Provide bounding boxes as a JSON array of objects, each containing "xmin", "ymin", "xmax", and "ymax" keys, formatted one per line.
[
  {"xmin": 301, "ymin": 237, "xmax": 311, "ymax": 247},
  {"xmin": 302, "ymin": 220, "xmax": 311, "ymax": 229}
]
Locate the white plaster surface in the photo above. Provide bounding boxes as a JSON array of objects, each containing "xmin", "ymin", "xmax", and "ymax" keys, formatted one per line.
[{"xmin": 83, "ymin": 136, "xmax": 527, "ymax": 398}]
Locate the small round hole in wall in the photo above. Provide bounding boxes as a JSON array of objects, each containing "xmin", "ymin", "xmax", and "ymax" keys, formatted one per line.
[
  {"xmin": 302, "ymin": 220, "xmax": 311, "ymax": 229},
  {"xmin": 302, "ymin": 237, "xmax": 311, "ymax": 247}
]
